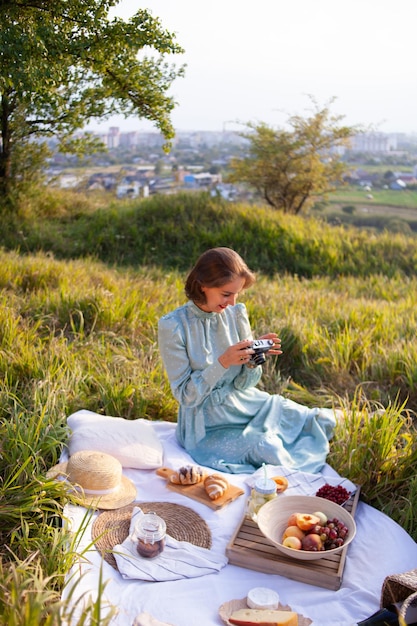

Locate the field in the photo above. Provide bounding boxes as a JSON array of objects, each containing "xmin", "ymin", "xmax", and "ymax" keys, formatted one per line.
[
  {"xmin": 1, "ymin": 189, "xmax": 417, "ymax": 624},
  {"xmin": 322, "ymin": 186, "xmax": 417, "ymax": 229},
  {"xmin": 329, "ymin": 187, "xmax": 417, "ymax": 209}
]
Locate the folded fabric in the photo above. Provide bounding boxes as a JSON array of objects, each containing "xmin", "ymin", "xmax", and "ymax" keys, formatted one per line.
[
  {"xmin": 67, "ymin": 410, "xmax": 164, "ymax": 469},
  {"xmin": 113, "ymin": 507, "xmax": 228, "ymax": 582},
  {"xmin": 246, "ymin": 464, "xmax": 357, "ymax": 497}
]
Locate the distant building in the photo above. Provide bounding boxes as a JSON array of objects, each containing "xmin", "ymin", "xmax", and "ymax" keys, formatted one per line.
[
  {"xmin": 350, "ymin": 132, "xmax": 397, "ymax": 153},
  {"xmin": 389, "ymin": 179, "xmax": 407, "ymax": 190},
  {"xmin": 88, "ymin": 127, "xmax": 247, "ymax": 151},
  {"xmin": 116, "ymin": 181, "xmax": 149, "ymax": 199},
  {"xmin": 119, "ymin": 131, "xmax": 140, "ymax": 148},
  {"xmin": 183, "ymin": 172, "xmax": 221, "ymax": 187},
  {"xmin": 57, "ymin": 173, "xmax": 81, "ymax": 188},
  {"xmin": 394, "ymin": 172, "xmax": 417, "ymax": 185},
  {"xmin": 107, "ymin": 127, "xmax": 120, "ymax": 149}
]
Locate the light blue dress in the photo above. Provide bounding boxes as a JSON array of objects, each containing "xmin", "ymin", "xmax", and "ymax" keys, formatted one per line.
[{"xmin": 158, "ymin": 301, "xmax": 336, "ymax": 474}]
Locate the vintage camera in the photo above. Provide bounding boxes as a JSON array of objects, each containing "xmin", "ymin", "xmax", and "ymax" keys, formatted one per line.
[{"xmin": 248, "ymin": 339, "xmax": 274, "ymax": 366}]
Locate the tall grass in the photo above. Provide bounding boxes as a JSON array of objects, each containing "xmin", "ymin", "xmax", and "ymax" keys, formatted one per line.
[{"xmin": 1, "ymin": 191, "xmax": 417, "ymax": 623}]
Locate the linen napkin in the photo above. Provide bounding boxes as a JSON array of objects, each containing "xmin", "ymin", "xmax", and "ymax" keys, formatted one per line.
[
  {"xmin": 246, "ymin": 464, "xmax": 357, "ymax": 498},
  {"xmin": 113, "ymin": 507, "xmax": 228, "ymax": 581}
]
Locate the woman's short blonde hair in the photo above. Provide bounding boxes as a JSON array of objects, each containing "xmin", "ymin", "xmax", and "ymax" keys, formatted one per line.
[{"xmin": 185, "ymin": 247, "xmax": 256, "ymax": 304}]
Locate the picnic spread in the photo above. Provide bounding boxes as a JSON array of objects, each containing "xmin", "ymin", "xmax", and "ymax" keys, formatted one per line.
[{"xmin": 56, "ymin": 411, "xmax": 417, "ymax": 626}]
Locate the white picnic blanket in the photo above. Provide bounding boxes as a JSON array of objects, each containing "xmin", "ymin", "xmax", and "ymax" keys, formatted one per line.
[{"xmin": 62, "ymin": 420, "xmax": 417, "ymax": 626}]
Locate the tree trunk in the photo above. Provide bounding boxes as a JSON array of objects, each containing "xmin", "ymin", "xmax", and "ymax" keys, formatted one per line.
[{"xmin": 0, "ymin": 93, "xmax": 13, "ymax": 196}]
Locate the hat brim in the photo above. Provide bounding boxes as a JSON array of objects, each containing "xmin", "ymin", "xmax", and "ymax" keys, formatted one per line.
[
  {"xmin": 46, "ymin": 461, "xmax": 69, "ymax": 480},
  {"xmin": 76, "ymin": 474, "xmax": 137, "ymax": 510},
  {"xmin": 46, "ymin": 462, "xmax": 137, "ymax": 510}
]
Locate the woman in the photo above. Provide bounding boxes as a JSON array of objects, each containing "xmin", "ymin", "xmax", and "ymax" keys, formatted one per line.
[{"xmin": 158, "ymin": 247, "xmax": 336, "ymax": 474}]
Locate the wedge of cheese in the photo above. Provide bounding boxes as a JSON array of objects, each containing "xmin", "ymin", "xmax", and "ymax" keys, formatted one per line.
[{"xmin": 229, "ymin": 608, "xmax": 298, "ymax": 626}]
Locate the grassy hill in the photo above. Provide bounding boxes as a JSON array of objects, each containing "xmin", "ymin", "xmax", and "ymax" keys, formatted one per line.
[{"xmin": 3, "ymin": 188, "xmax": 417, "ymax": 277}]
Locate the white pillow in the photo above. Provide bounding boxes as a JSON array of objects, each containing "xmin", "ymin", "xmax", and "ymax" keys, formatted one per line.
[{"xmin": 67, "ymin": 410, "xmax": 164, "ymax": 469}]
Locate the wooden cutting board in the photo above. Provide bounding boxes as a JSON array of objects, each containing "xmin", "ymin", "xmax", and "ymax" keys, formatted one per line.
[{"xmin": 156, "ymin": 467, "xmax": 245, "ymax": 510}]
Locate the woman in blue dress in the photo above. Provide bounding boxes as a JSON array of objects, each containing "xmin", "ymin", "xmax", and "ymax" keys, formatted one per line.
[{"xmin": 158, "ymin": 247, "xmax": 336, "ymax": 474}]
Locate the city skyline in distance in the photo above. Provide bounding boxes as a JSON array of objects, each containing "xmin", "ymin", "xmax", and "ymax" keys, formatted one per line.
[{"xmin": 86, "ymin": 0, "xmax": 417, "ymax": 136}]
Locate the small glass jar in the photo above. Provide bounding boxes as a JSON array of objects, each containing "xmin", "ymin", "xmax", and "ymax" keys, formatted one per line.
[
  {"xmin": 246, "ymin": 477, "xmax": 277, "ymax": 521},
  {"xmin": 133, "ymin": 511, "xmax": 166, "ymax": 559}
]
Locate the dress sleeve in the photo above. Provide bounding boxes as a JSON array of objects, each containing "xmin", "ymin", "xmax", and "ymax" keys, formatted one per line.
[
  {"xmin": 233, "ymin": 363, "xmax": 263, "ymax": 389},
  {"xmin": 158, "ymin": 313, "xmax": 226, "ymax": 408}
]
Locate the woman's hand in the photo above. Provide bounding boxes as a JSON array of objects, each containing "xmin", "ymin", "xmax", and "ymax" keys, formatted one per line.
[
  {"xmin": 218, "ymin": 339, "xmax": 254, "ymax": 369},
  {"xmin": 218, "ymin": 334, "xmax": 282, "ymax": 369},
  {"xmin": 257, "ymin": 333, "xmax": 283, "ymax": 356}
]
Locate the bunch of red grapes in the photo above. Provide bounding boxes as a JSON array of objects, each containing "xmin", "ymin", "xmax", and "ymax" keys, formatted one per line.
[
  {"xmin": 307, "ymin": 517, "xmax": 350, "ymax": 550},
  {"xmin": 315, "ymin": 483, "xmax": 351, "ymax": 505}
]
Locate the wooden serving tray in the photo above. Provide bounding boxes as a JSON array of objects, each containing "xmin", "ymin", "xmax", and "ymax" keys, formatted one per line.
[
  {"xmin": 156, "ymin": 467, "xmax": 245, "ymax": 510},
  {"xmin": 226, "ymin": 487, "xmax": 361, "ymax": 590}
]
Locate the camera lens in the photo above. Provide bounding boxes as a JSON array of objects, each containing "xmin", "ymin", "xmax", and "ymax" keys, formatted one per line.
[{"xmin": 251, "ymin": 351, "xmax": 267, "ymax": 366}]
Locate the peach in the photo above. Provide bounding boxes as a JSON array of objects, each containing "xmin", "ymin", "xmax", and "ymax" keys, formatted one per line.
[
  {"xmin": 287, "ymin": 512, "xmax": 299, "ymax": 527},
  {"xmin": 272, "ymin": 475, "xmax": 289, "ymax": 493},
  {"xmin": 282, "ymin": 525, "xmax": 305, "ymax": 541},
  {"xmin": 283, "ymin": 536, "xmax": 302, "ymax": 550},
  {"xmin": 301, "ymin": 533, "xmax": 324, "ymax": 552},
  {"xmin": 295, "ymin": 513, "xmax": 321, "ymax": 531}
]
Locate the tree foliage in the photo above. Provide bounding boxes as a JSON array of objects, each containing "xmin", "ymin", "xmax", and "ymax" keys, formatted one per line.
[
  {"xmin": 228, "ymin": 98, "xmax": 360, "ymax": 214},
  {"xmin": 0, "ymin": 0, "xmax": 185, "ymax": 196}
]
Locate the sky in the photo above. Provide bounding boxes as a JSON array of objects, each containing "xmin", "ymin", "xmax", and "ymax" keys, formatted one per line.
[{"xmin": 89, "ymin": 0, "xmax": 417, "ymax": 135}]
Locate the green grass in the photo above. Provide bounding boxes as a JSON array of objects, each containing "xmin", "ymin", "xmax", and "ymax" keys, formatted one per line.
[
  {"xmin": 328, "ymin": 186, "xmax": 417, "ymax": 209},
  {"xmin": 2, "ymin": 189, "xmax": 417, "ymax": 277},
  {"xmin": 1, "ymin": 189, "xmax": 417, "ymax": 623},
  {"xmin": 320, "ymin": 185, "xmax": 417, "ymax": 232}
]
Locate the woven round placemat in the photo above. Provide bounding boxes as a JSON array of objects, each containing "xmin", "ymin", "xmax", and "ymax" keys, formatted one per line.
[{"xmin": 92, "ymin": 501, "xmax": 212, "ymax": 569}]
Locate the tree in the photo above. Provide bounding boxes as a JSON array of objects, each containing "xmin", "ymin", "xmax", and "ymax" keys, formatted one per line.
[
  {"xmin": 227, "ymin": 98, "xmax": 359, "ymax": 214},
  {"xmin": 0, "ymin": 0, "xmax": 185, "ymax": 197}
]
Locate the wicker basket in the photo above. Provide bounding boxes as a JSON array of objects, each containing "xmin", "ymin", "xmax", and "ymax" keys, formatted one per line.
[
  {"xmin": 381, "ymin": 569, "xmax": 417, "ymax": 608},
  {"xmin": 399, "ymin": 590, "xmax": 417, "ymax": 623}
]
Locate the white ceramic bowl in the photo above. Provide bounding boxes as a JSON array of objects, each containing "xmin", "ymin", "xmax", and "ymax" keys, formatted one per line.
[{"xmin": 256, "ymin": 494, "xmax": 356, "ymax": 561}]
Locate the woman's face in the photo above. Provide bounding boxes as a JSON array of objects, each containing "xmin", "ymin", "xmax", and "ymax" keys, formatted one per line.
[{"xmin": 199, "ymin": 276, "xmax": 246, "ymax": 313}]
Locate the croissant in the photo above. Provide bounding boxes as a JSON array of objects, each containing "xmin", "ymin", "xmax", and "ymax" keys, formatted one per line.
[
  {"xmin": 170, "ymin": 465, "xmax": 204, "ymax": 485},
  {"xmin": 204, "ymin": 474, "xmax": 229, "ymax": 500}
]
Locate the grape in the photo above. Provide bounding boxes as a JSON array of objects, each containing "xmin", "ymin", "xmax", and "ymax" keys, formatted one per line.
[
  {"xmin": 306, "ymin": 516, "xmax": 349, "ymax": 551},
  {"xmin": 315, "ymin": 483, "xmax": 351, "ymax": 505}
]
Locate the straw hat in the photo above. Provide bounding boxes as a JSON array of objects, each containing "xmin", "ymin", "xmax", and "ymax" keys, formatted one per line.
[{"xmin": 47, "ymin": 450, "xmax": 137, "ymax": 510}]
